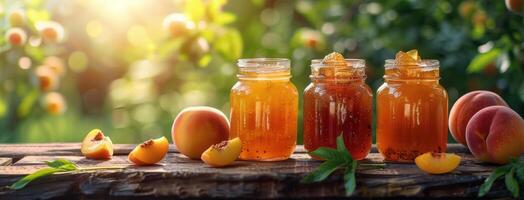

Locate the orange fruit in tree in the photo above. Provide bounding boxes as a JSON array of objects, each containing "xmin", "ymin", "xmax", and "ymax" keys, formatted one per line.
[
  {"xmin": 506, "ymin": 0, "xmax": 524, "ymax": 13},
  {"xmin": 36, "ymin": 21, "xmax": 65, "ymax": 43},
  {"xmin": 162, "ymin": 13, "xmax": 195, "ymax": 38},
  {"xmin": 300, "ymin": 29, "xmax": 325, "ymax": 51},
  {"xmin": 34, "ymin": 66, "xmax": 59, "ymax": 92},
  {"xmin": 459, "ymin": 1, "xmax": 476, "ymax": 18},
  {"xmin": 415, "ymin": 152, "xmax": 461, "ymax": 174},
  {"xmin": 8, "ymin": 9, "xmax": 25, "ymax": 27},
  {"xmin": 5, "ymin": 28, "xmax": 27, "ymax": 46},
  {"xmin": 42, "ymin": 92, "xmax": 67, "ymax": 115},
  {"xmin": 44, "ymin": 56, "xmax": 66, "ymax": 77}
]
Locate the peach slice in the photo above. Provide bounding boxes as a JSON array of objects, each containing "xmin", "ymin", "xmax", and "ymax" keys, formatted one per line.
[
  {"xmin": 415, "ymin": 152, "xmax": 461, "ymax": 174},
  {"xmin": 128, "ymin": 137, "xmax": 169, "ymax": 165},
  {"xmin": 81, "ymin": 129, "xmax": 114, "ymax": 160},
  {"xmin": 201, "ymin": 138, "xmax": 242, "ymax": 167}
]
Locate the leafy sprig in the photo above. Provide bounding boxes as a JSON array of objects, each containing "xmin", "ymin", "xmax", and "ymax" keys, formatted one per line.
[
  {"xmin": 10, "ymin": 159, "xmax": 123, "ymax": 190},
  {"xmin": 479, "ymin": 158, "xmax": 524, "ymax": 198},
  {"xmin": 301, "ymin": 134, "xmax": 385, "ymax": 196}
]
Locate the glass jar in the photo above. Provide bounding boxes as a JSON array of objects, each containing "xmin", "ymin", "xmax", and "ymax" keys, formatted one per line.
[
  {"xmin": 377, "ymin": 59, "xmax": 448, "ymax": 162},
  {"xmin": 303, "ymin": 59, "xmax": 372, "ymax": 160},
  {"xmin": 230, "ymin": 58, "xmax": 298, "ymax": 161}
]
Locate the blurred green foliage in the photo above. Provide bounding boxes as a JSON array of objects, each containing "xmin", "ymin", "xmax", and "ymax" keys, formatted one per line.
[{"xmin": 0, "ymin": 0, "xmax": 523, "ymax": 144}]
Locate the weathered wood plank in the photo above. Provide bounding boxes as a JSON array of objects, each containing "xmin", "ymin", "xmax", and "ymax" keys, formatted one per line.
[
  {"xmin": 0, "ymin": 144, "xmax": 177, "ymax": 160},
  {"xmin": 0, "ymin": 161, "xmax": 510, "ymax": 199},
  {"xmin": 0, "ymin": 143, "xmax": 468, "ymax": 159},
  {"xmin": 0, "ymin": 158, "xmax": 11, "ymax": 166},
  {"xmin": 0, "ymin": 144, "xmax": 515, "ymax": 199}
]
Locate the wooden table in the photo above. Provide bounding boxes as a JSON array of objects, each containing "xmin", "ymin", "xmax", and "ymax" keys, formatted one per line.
[{"xmin": 0, "ymin": 143, "xmax": 517, "ymax": 199}]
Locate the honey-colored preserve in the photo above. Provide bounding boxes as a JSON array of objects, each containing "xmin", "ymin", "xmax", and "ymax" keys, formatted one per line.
[
  {"xmin": 377, "ymin": 50, "xmax": 448, "ymax": 162},
  {"xmin": 303, "ymin": 53, "xmax": 372, "ymax": 160},
  {"xmin": 230, "ymin": 58, "xmax": 298, "ymax": 161}
]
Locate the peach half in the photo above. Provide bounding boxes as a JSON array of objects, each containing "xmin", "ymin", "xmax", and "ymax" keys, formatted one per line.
[
  {"xmin": 449, "ymin": 91, "xmax": 508, "ymax": 146},
  {"xmin": 128, "ymin": 137, "xmax": 169, "ymax": 165},
  {"xmin": 81, "ymin": 129, "xmax": 113, "ymax": 160},
  {"xmin": 466, "ymin": 106, "xmax": 524, "ymax": 164},
  {"xmin": 201, "ymin": 138, "xmax": 242, "ymax": 167},
  {"xmin": 172, "ymin": 106, "xmax": 229, "ymax": 159},
  {"xmin": 415, "ymin": 152, "xmax": 461, "ymax": 174}
]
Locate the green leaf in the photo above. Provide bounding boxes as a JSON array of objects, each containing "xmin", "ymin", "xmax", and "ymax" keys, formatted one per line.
[
  {"xmin": 10, "ymin": 168, "xmax": 65, "ymax": 190},
  {"xmin": 214, "ymin": 29, "xmax": 243, "ymax": 61},
  {"xmin": 17, "ymin": 90, "xmax": 38, "ymax": 118},
  {"xmin": 309, "ymin": 147, "xmax": 342, "ymax": 161},
  {"xmin": 0, "ymin": 96, "xmax": 7, "ymax": 118},
  {"xmin": 157, "ymin": 39, "xmax": 184, "ymax": 60},
  {"xmin": 184, "ymin": 0, "xmax": 205, "ymax": 22},
  {"xmin": 300, "ymin": 159, "xmax": 344, "ymax": 183},
  {"xmin": 467, "ymin": 48, "xmax": 501, "ymax": 73},
  {"xmin": 45, "ymin": 159, "xmax": 75, "ymax": 168},
  {"xmin": 344, "ymin": 160, "xmax": 357, "ymax": 196},
  {"xmin": 336, "ymin": 134, "xmax": 346, "ymax": 152},
  {"xmin": 516, "ymin": 165, "xmax": 524, "ymax": 185},
  {"xmin": 215, "ymin": 12, "xmax": 236, "ymax": 25},
  {"xmin": 505, "ymin": 167, "xmax": 520, "ymax": 198},
  {"xmin": 45, "ymin": 159, "xmax": 78, "ymax": 171},
  {"xmin": 479, "ymin": 165, "xmax": 511, "ymax": 197},
  {"xmin": 336, "ymin": 134, "xmax": 352, "ymax": 161},
  {"xmin": 197, "ymin": 54, "xmax": 212, "ymax": 67}
]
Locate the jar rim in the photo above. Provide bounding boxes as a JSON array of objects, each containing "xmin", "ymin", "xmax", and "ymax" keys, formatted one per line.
[
  {"xmin": 238, "ymin": 58, "xmax": 289, "ymax": 67},
  {"xmin": 311, "ymin": 59, "xmax": 365, "ymax": 68},
  {"xmin": 384, "ymin": 59, "xmax": 439, "ymax": 68}
]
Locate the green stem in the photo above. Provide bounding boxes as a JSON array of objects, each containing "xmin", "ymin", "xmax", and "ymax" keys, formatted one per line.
[{"xmin": 77, "ymin": 166, "xmax": 126, "ymax": 171}]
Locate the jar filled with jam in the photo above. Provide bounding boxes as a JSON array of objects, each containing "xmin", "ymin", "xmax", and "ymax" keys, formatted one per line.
[
  {"xmin": 230, "ymin": 58, "xmax": 298, "ymax": 161},
  {"xmin": 303, "ymin": 52, "xmax": 372, "ymax": 160},
  {"xmin": 377, "ymin": 50, "xmax": 448, "ymax": 162}
]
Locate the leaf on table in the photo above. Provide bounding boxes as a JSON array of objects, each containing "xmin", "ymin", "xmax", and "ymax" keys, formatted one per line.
[
  {"xmin": 479, "ymin": 165, "xmax": 511, "ymax": 197},
  {"xmin": 309, "ymin": 147, "xmax": 341, "ymax": 161},
  {"xmin": 336, "ymin": 134, "xmax": 352, "ymax": 161},
  {"xmin": 505, "ymin": 167, "xmax": 520, "ymax": 198},
  {"xmin": 9, "ymin": 168, "xmax": 66, "ymax": 190},
  {"xmin": 300, "ymin": 159, "xmax": 344, "ymax": 183},
  {"xmin": 45, "ymin": 159, "xmax": 78, "ymax": 170},
  {"xmin": 344, "ymin": 160, "xmax": 357, "ymax": 196},
  {"xmin": 516, "ymin": 165, "xmax": 524, "ymax": 185}
]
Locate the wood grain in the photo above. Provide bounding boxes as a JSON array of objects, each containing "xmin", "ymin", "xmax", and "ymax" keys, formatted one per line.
[
  {"xmin": 0, "ymin": 144, "xmax": 517, "ymax": 199},
  {"xmin": 0, "ymin": 158, "xmax": 11, "ymax": 166}
]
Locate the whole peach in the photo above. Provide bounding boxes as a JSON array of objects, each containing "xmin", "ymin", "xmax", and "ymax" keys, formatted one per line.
[
  {"xmin": 506, "ymin": 0, "xmax": 523, "ymax": 14},
  {"xmin": 171, "ymin": 106, "xmax": 229, "ymax": 159},
  {"xmin": 449, "ymin": 91, "xmax": 508, "ymax": 146},
  {"xmin": 466, "ymin": 106, "xmax": 524, "ymax": 164}
]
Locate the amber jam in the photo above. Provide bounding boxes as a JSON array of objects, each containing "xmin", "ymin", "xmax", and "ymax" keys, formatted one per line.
[
  {"xmin": 230, "ymin": 58, "xmax": 298, "ymax": 161},
  {"xmin": 377, "ymin": 51, "xmax": 448, "ymax": 162},
  {"xmin": 303, "ymin": 53, "xmax": 372, "ymax": 160}
]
